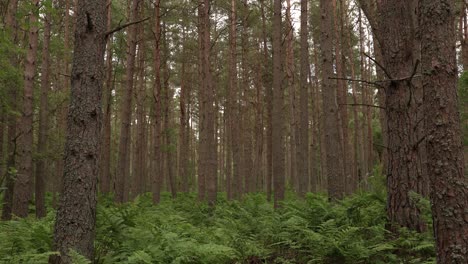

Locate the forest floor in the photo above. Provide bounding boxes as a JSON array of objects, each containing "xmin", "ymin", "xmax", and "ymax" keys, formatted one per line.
[{"xmin": 0, "ymin": 187, "xmax": 436, "ymax": 264}]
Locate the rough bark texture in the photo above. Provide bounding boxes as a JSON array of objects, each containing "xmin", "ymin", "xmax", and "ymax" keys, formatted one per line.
[
  {"xmin": 297, "ymin": 0, "xmax": 309, "ymax": 197},
  {"xmin": 272, "ymin": 0, "xmax": 285, "ymax": 208},
  {"xmin": 36, "ymin": 10, "xmax": 52, "ymax": 218},
  {"xmin": 13, "ymin": 0, "xmax": 40, "ymax": 217},
  {"xmin": 49, "ymin": 0, "xmax": 106, "ymax": 261},
  {"xmin": 420, "ymin": 1, "xmax": 468, "ymax": 262},
  {"xmin": 320, "ymin": 0, "xmax": 345, "ymax": 200},
  {"xmin": 359, "ymin": 0, "xmax": 427, "ymax": 232},
  {"xmin": 115, "ymin": 0, "xmax": 141, "ymax": 203}
]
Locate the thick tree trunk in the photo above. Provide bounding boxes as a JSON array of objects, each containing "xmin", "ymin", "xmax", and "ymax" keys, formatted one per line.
[
  {"xmin": 297, "ymin": 0, "xmax": 309, "ymax": 197},
  {"xmin": 13, "ymin": 0, "xmax": 40, "ymax": 217},
  {"xmin": 272, "ymin": 0, "xmax": 285, "ymax": 208},
  {"xmin": 116, "ymin": 0, "xmax": 141, "ymax": 203},
  {"xmin": 35, "ymin": 10, "xmax": 52, "ymax": 218},
  {"xmin": 320, "ymin": 0, "xmax": 345, "ymax": 200},
  {"xmin": 358, "ymin": 0, "xmax": 427, "ymax": 232},
  {"xmin": 420, "ymin": 1, "xmax": 468, "ymax": 262},
  {"xmin": 49, "ymin": 0, "xmax": 107, "ymax": 261}
]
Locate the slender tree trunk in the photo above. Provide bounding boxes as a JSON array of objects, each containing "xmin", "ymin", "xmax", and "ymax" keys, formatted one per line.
[
  {"xmin": 420, "ymin": 1, "xmax": 468, "ymax": 262},
  {"xmin": 49, "ymin": 0, "xmax": 107, "ymax": 261},
  {"xmin": 152, "ymin": 0, "xmax": 162, "ymax": 204},
  {"xmin": 134, "ymin": 22, "xmax": 147, "ymax": 197},
  {"xmin": 320, "ymin": 0, "xmax": 345, "ymax": 200},
  {"xmin": 115, "ymin": 0, "xmax": 141, "ymax": 203},
  {"xmin": 35, "ymin": 9, "xmax": 52, "ymax": 218},
  {"xmin": 297, "ymin": 0, "xmax": 310, "ymax": 197},
  {"xmin": 179, "ymin": 30, "xmax": 190, "ymax": 193},
  {"xmin": 13, "ymin": 0, "xmax": 40, "ymax": 217},
  {"xmin": 99, "ymin": 0, "xmax": 113, "ymax": 195},
  {"xmin": 334, "ymin": 0, "xmax": 351, "ymax": 193},
  {"xmin": 162, "ymin": 27, "xmax": 176, "ymax": 198},
  {"xmin": 198, "ymin": 0, "xmax": 217, "ymax": 205},
  {"xmin": 272, "ymin": 0, "xmax": 285, "ymax": 208},
  {"xmin": 54, "ymin": 0, "xmax": 72, "ymax": 206},
  {"xmin": 1, "ymin": 0, "xmax": 19, "ymax": 221},
  {"xmin": 227, "ymin": 0, "xmax": 237, "ymax": 199},
  {"xmin": 260, "ymin": 0, "xmax": 273, "ymax": 202}
]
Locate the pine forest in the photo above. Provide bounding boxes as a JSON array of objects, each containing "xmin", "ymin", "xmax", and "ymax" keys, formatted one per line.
[{"xmin": 0, "ymin": 0, "xmax": 467, "ymax": 263}]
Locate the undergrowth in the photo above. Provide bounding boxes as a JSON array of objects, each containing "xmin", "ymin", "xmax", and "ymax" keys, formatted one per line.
[{"xmin": 0, "ymin": 191, "xmax": 435, "ymax": 263}]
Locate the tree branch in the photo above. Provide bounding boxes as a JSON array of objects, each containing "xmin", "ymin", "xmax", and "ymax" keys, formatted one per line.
[
  {"xmin": 329, "ymin": 76, "xmax": 385, "ymax": 89},
  {"xmin": 340, "ymin": 103, "xmax": 386, "ymax": 110},
  {"xmin": 106, "ymin": 17, "xmax": 150, "ymax": 37}
]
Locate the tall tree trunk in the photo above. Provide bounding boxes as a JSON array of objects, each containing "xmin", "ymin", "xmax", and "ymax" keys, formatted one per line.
[
  {"xmin": 49, "ymin": 0, "xmax": 107, "ymax": 261},
  {"xmin": 152, "ymin": 0, "xmax": 162, "ymax": 204},
  {"xmin": 272, "ymin": 0, "xmax": 285, "ymax": 208},
  {"xmin": 35, "ymin": 9, "xmax": 52, "ymax": 218},
  {"xmin": 320, "ymin": 0, "xmax": 345, "ymax": 200},
  {"xmin": 55, "ymin": 0, "xmax": 72, "ymax": 206},
  {"xmin": 420, "ymin": 1, "xmax": 468, "ymax": 262},
  {"xmin": 359, "ymin": 0, "xmax": 427, "ymax": 232},
  {"xmin": 241, "ymin": 0, "xmax": 253, "ymax": 194},
  {"xmin": 99, "ymin": 0, "xmax": 113, "ymax": 195},
  {"xmin": 297, "ymin": 0, "xmax": 309, "ymax": 197},
  {"xmin": 260, "ymin": 0, "xmax": 273, "ymax": 202},
  {"xmin": 334, "ymin": 0, "xmax": 351, "ymax": 192},
  {"xmin": 162, "ymin": 26, "xmax": 176, "ymax": 198},
  {"xmin": 198, "ymin": 0, "xmax": 217, "ymax": 205},
  {"xmin": 115, "ymin": 0, "xmax": 140, "ymax": 203},
  {"xmin": 227, "ymin": 0, "xmax": 237, "ymax": 199},
  {"xmin": 1, "ymin": 0, "xmax": 19, "ymax": 221},
  {"xmin": 13, "ymin": 0, "xmax": 40, "ymax": 217},
  {"xmin": 134, "ymin": 22, "xmax": 147, "ymax": 197},
  {"xmin": 179, "ymin": 29, "xmax": 190, "ymax": 194}
]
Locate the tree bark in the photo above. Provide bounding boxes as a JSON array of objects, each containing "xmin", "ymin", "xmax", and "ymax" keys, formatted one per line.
[
  {"xmin": 197, "ymin": 0, "xmax": 217, "ymax": 204},
  {"xmin": 320, "ymin": 0, "xmax": 345, "ymax": 200},
  {"xmin": 13, "ymin": 0, "xmax": 40, "ymax": 217},
  {"xmin": 227, "ymin": 0, "xmax": 237, "ymax": 199},
  {"xmin": 152, "ymin": 0, "xmax": 162, "ymax": 204},
  {"xmin": 99, "ymin": 0, "xmax": 113, "ymax": 195},
  {"xmin": 420, "ymin": 1, "xmax": 468, "ymax": 262},
  {"xmin": 115, "ymin": 0, "xmax": 141, "ymax": 203},
  {"xmin": 1, "ymin": 0, "xmax": 19, "ymax": 221},
  {"xmin": 134, "ymin": 20, "xmax": 147, "ymax": 197},
  {"xmin": 358, "ymin": 0, "xmax": 427, "ymax": 232},
  {"xmin": 35, "ymin": 9, "xmax": 52, "ymax": 218},
  {"xmin": 49, "ymin": 0, "xmax": 107, "ymax": 261},
  {"xmin": 272, "ymin": 0, "xmax": 285, "ymax": 208},
  {"xmin": 297, "ymin": 0, "xmax": 310, "ymax": 197}
]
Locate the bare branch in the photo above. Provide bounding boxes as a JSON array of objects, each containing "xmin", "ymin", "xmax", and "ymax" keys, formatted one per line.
[
  {"xmin": 106, "ymin": 17, "xmax": 150, "ymax": 37},
  {"xmin": 340, "ymin": 103, "xmax": 386, "ymax": 110}
]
